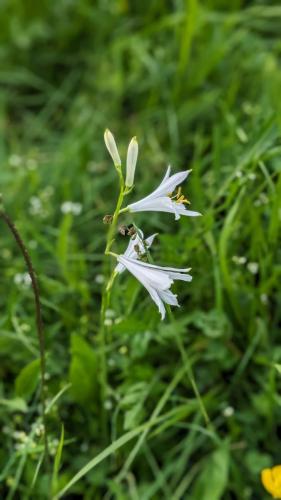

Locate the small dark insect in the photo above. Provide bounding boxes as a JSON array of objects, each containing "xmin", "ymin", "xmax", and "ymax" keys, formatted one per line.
[
  {"xmin": 103, "ymin": 214, "xmax": 113, "ymax": 224},
  {"xmin": 118, "ymin": 224, "xmax": 136, "ymax": 237}
]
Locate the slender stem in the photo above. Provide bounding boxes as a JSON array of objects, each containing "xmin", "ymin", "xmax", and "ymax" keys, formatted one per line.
[
  {"xmin": 0, "ymin": 210, "xmax": 49, "ymax": 460},
  {"xmin": 167, "ymin": 306, "xmax": 211, "ymax": 428},
  {"xmin": 98, "ymin": 168, "xmax": 125, "ymax": 436}
]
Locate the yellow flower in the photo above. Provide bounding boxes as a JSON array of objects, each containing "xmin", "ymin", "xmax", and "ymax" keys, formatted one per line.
[{"xmin": 261, "ymin": 466, "xmax": 281, "ymax": 498}]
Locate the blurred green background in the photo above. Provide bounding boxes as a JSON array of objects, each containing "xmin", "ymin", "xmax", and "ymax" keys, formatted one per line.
[{"xmin": 0, "ymin": 0, "xmax": 281, "ymax": 498}]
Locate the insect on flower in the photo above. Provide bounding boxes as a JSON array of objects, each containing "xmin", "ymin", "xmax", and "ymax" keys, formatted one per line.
[
  {"xmin": 261, "ymin": 466, "xmax": 281, "ymax": 499},
  {"xmin": 115, "ymin": 230, "xmax": 157, "ymax": 274},
  {"xmin": 123, "ymin": 165, "xmax": 201, "ymax": 220}
]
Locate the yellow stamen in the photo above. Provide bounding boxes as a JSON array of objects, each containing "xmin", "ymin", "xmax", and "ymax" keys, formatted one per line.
[{"xmin": 168, "ymin": 187, "xmax": 190, "ymax": 204}]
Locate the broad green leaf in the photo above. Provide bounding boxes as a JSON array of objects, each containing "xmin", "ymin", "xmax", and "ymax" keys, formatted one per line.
[
  {"xmin": 15, "ymin": 359, "xmax": 41, "ymax": 400},
  {"xmin": 0, "ymin": 397, "xmax": 27, "ymax": 413},
  {"xmin": 192, "ymin": 445, "xmax": 229, "ymax": 500},
  {"xmin": 69, "ymin": 333, "xmax": 97, "ymax": 405}
]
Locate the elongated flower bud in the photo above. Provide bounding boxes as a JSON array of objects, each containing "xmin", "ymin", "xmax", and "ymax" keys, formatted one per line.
[
  {"xmin": 104, "ymin": 129, "xmax": 121, "ymax": 167},
  {"xmin": 125, "ymin": 137, "xmax": 138, "ymax": 187}
]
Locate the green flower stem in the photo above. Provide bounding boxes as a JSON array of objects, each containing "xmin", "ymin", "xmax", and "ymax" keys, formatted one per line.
[{"xmin": 98, "ymin": 167, "xmax": 125, "ymax": 436}]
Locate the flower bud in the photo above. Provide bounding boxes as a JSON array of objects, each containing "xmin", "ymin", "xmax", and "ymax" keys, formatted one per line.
[
  {"xmin": 125, "ymin": 137, "xmax": 138, "ymax": 188},
  {"xmin": 104, "ymin": 129, "xmax": 121, "ymax": 167}
]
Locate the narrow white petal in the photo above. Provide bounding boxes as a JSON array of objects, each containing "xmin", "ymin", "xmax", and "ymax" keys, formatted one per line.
[
  {"xmin": 145, "ymin": 284, "xmax": 166, "ymax": 320},
  {"xmin": 158, "ymin": 289, "xmax": 179, "ymax": 307},
  {"xmin": 104, "ymin": 129, "xmax": 121, "ymax": 166},
  {"xmin": 152, "ymin": 170, "xmax": 190, "ymax": 199},
  {"xmin": 122, "ymin": 256, "xmax": 191, "ymax": 274},
  {"xmin": 128, "ymin": 196, "xmax": 175, "ymax": 213},
  {"xmin": 175, "ymin": 203, "xmax": 202, "ymax": 217},
  {"xmin": 144, "ymin": 233, "xmax": 158, "ymax": 247},
  {"xmin": 125, "ymin": 137, "xmax": 138, "ymax": 187},
  {"xmin": 168, "ymin": 272, "xmax": 192, "ymax": 282}
]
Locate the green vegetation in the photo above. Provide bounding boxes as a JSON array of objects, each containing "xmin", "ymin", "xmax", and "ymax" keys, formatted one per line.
[{"xmin": 0, "ymin": 1, "xmax": 280, "ymax": 498}]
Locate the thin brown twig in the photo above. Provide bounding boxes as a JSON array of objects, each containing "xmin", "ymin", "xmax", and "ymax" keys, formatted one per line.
[{"xmin": 0, "ymin": 209, "xmax": 49, "ymax": 461}]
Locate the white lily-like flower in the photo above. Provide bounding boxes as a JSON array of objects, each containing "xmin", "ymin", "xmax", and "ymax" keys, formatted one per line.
[
  {"xmin": 125, "ymin": 137, "xmax": 138, "ymax": 188},
  {"xmin": 116, "ymin": 255, "xmax": 192, "ymax": 320},
  {"xmin": 124, "ymin": 166, "xmax": 201, "ymax": 220},
  {"xmin": 104, "ymin": 129, "xmax": 121, "ymax": 167},
  {"xmin": 115, "ymin": 230, "xmax": 157, "ymax": 274}
]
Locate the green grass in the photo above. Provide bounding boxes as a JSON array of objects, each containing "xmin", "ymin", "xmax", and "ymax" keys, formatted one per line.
[{"xmin": 0, "ymin": 1, "xmax": 280, "ymax": 498}]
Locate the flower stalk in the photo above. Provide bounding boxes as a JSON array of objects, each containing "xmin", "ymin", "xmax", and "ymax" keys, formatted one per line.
[{"xmin": 0, "ymin": 204, "xmax": 49, "ymax": 462}]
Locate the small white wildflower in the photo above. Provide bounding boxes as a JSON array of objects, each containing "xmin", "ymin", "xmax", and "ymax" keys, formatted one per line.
[
  {"xmin": 222, "ymin": 406, "xmax": 234, "ymax": 418},
  {"xmin": 104, "ymin": 318, "xmax": 113, "ymax": 327},
  {"xmin": 247, "ymin": 262, "xmax": 259, "ymax": 274},
  {"xmin": 14, "ymin": 273, "xmax": 32, "ymax": 288},
  {"xmin": 248, "ymin": 172, "xmax": 256, "ymax": 181},
  {"xmin": 104, "ymin": 129, "xmax": 121, "ymax": 167},
  {"xmin": 104, "ymin": 400, "xmax": 113, "ymax": 411},
  {"xmin": 29, "ymin": 197, "xmax": 42, "ymax": 215},
  {"xmin": 9, "ymin": 154, "xmax": 22, "ymax": 168},
  {"xmin": 61, "ymin": 201, "xmax": 82, "ymax": 216},
  {"xmin": 115, "ymin": 255, "xmax": 192, "ymax": 320},
  {"xmin": 235, "ymin": 170, "xmax": 243, "ymax": 178},
  {"xmin": 124, "ymin": 166, "xmax": 201, "ymax": 220},
  {"xmin": 105, "ymin": 309, "xmax": 115, "ymax": 318},
  {"xmin": 232, "ymin": 256, "xmax": 247, "ymax": 265},
  {"xmin": 125, "ymin": 136, "xmax": 138, "ymax": 188},
  {"xmin": 95, "ymin": 274, "xmax": 105, "ymax": 284}
]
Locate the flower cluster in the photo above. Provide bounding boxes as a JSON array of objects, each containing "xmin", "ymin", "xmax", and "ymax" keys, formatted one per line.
[{"xmin": 103, "ymin": 129, "xmax": 201, "ymax": 320}]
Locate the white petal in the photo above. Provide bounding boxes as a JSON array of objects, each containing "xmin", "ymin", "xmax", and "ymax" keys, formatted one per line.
[
  {"xmin": 115, "ymin": 230, "xmax": 157, "ymax": 275},
  {"xmin": 128, "ymin": 168, "xmax": 190, "ymax": 207},
  {"xmin": 117, "ymin": 256, "xmax": 172, "ymax": 290},
  {"xmin": 168, "ymin": 272, "xmax": 192, "ymax": 282},
  {"xmin": 174, "ymin": 203, "xmax": 202, "ymax": 217},
  {"xmin": 125, "ymin": 137, "xmax": 138, "ymax": 187},
  {"xmin": 158, "ymin": 289, "xmax": 179, "ymax": 307},
  {"xmin": 128, "ymin": 196, "xmax": 175, "ymax": 213},
  {"xmin": 151, "ymin": 170, "xmax": 190, "ymax": 199},
  {"xmin": 145, "ymin": 285, "xmax": 166, "ymax": 320},
  {"xmin": 144, "ymin": 233, "xmax": 158, "ymax": 247},
  {"xmin": 104, "ymin": 129, "xmax": 121, "ymax": 166},
  {"xmin": 122, "ymin": 256, "xmax": 191, "ymax": 274}
]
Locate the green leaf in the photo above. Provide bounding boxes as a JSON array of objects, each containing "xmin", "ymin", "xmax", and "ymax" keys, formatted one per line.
[
  {"xmin": 69, "ymin": 334, "xmax": 97, "ymax": 405},
  {"xmin": 52, "ymin": 424, "xmax": 65, "ymax": 495},
  {"xmin": 192, "ymin": 445, "xmax": 229, "ymax": 500},
  {"xmin": 15, "ymin": 359, "xmax": 41, "ymax": 400},
  {"xmin": 0, "ymin": 397, "xmax": 27, "ymax": 413}
]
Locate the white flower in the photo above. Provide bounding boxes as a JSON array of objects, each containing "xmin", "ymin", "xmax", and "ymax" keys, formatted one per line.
[
  {"xmin": 116, "ymin": 255, "xmax": 192, "ymax": 320},
  {"xmin": 115, "ymin": 230, "xmax": 157, "ymax": 274},
  {"xmin": 125, "ymin": 137, "xmax": 138, "ymax": 188},
  {"xmin": 247, "ymin": 262, "xmax": 259, "ymax": 274},
  {"xmin": 61, "ymin": 201, "xmax": 82, "ymax": 215},
  {"xmin": 104, "ymin": 129, "xmax": 121, "ymax": 167},
  {"xmin": 124, "ymin": 166, "xmax": 201, "ymax": 220}
]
